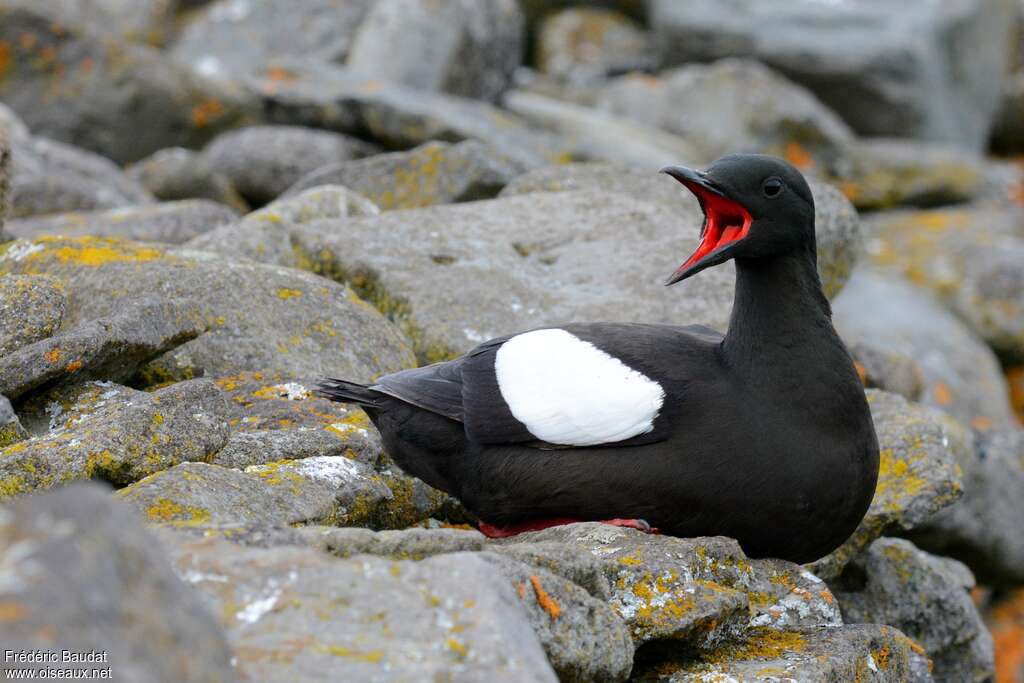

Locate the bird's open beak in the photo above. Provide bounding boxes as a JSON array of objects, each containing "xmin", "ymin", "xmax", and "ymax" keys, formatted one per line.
[{"xmin": 661, "ymin": 165, "xmax": 753, "ymax": 286}]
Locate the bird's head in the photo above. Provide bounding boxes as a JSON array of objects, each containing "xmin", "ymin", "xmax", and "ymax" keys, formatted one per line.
[{"xmin": 661, "ymin": 154, "xmax": 816, "ymax": 286}]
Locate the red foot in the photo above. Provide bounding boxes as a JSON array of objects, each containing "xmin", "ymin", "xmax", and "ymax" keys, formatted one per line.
[{"xmin": 478, "ymin": 517, "xmax": 659, "ymax": 539}]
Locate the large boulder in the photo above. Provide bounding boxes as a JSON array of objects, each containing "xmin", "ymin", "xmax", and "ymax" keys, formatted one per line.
[
  {"xmin": 0, "ymin": 273, "xmax": 65, "ymax": 357},
  {"xmin": 647, "ymin": 0, "xmax": 1015, "ymax": 151},
  {"xmin": 535, "ymin": 8, "xmax": 653, "ymax": 84},
  {"xmin": 0, "ymin": 236, "xmax": 415, "ymax": 382},
  {"xmin": 0, "ymin": 483, "xmax": 237, "ymax": 682},
  {"xmin": 0, "ymin": 2, "xmax": 256, "ymax": 163},
  {"xmin": 126, "ymin": 147, "xmax": 248, "ymax": 211}
]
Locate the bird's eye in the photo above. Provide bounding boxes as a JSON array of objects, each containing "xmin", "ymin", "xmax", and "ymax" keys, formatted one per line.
[{"xmin": 762, "ymin": 177, "xmax": 784, "ymax": 198}]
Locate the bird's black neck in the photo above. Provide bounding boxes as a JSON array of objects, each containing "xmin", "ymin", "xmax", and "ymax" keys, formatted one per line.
[{"xmin": 722, "ymin": 247, "xmax": 837, "ymax": 371}]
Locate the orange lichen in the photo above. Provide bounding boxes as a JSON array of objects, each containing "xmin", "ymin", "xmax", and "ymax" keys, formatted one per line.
[
  {"xmin": 1007, "ymin": 366, "xmax": 1024, "ymax": 426},
  {"xmin": 265, "ymin": 66, "xmax": 296, "ymax": 82},
  {"xmin": 854, "ymin": 361, "xmax": 867, "ymax": 385},
  {"xmin": 933, "ymin": 382, "xmax": 953, "ymax": 406},
  {"xmin": 989, "ymin": 588, "xmax": 1024, "ymax": 683},
  {"xmin": 65, "ymin": 359, "xmax": 82, "ymax": 373},
  {"xmin": 783, "ymin": 142, "xmax": 814, "ymax": 169},
  {"xmin": 190, "ymin": 98, "xmax": 225, "ymax": 128},
  {"xmin": 0, "ymin": 41, "xmax": 10, "ymax": 80},
  {"xmin": 529, "ymin": 575, "xmax": 561, "ymax": 619},
  {"xmin": 970, "ymin": 416, "xmax": 993, "ymax": 431},
  {"xmin": 42, "ymin": 348, "xmax": 61, "ymax": 363}
]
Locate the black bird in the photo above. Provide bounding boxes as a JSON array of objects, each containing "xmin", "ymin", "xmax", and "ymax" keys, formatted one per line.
[{"xmin": 317, "ymin": 154, "xmax": 879, "ymax": 563}]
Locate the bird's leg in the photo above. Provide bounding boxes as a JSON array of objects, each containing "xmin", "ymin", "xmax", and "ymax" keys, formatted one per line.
[
  {"xmin": 600, "ymin": 518, "xmax": 660, "ymax": 534},
  {"xmin": 478, "ymin": 517, "xmax": 659, "ymax": 539}
]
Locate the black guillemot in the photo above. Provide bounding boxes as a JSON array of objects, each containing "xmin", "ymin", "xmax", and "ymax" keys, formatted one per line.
[{"xmin": 317, "ymin": 154, "xmax": 880, "ymax": 563}]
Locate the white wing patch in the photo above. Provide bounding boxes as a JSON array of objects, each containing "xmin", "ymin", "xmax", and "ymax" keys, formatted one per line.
[{"xmin": 494, "ymin": 328, "xmax": 665, "ymax": 446}]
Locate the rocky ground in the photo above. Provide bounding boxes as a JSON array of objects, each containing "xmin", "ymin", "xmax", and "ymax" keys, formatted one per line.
[{"xmin": 0, "ymin": 1, "xmax": 1023, "ymax": 681}]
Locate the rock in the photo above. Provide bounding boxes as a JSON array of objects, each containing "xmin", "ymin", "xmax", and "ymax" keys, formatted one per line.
[
  {"xmin": 992, "ymin": 72, "xmax": 1024, "ymax": 153},
  {"xmin": 199, "ymin": 125, "xmax": 378, "ymax": 205},
  {"xmin": 0, "ymin": 2, "xmax": 256, "ymax": 163},
  {"xmin": 830, "ymin": 538, "xmax": 994, "ymax": 682},
  {"xmin": 126, "ymin": 147, "xmax": 249, "ymax": 212},
  {"xmin": 631, "ymin": 624, "xmax": 929, "ymax": 683},
  {"xmin": 215, "ymin": 429, "xmax": 365, "ymax": 470},
  {"xmin": 0, "ymin": 101, "xmax": 29, "ymax": 142},
  {"xmin": 0, "ymin": 483, "xmax": 237, "ymax": 682},
  {"xmin": 849, "ymin": 342, "xmax": 925, "ymax": 402},
  {"xmin": 833, "ymin": 268, "xmax": 1017, "ymax": 429},
  {"xmin": 285, "ymin": 140, "xmax": 522, "ymax": 209},
  {"xmin": 0, "ymin": 298, "xmax": 206, "ymax": 400},
  {"xmin": 23, "ymin": 0, "xmax": 177, "ymax": 46},
  {"xmin": 503, "ymin": 89, "xmax": 704, "ymax": 168},
  {"xmin": 809, "ymin": 390, "xmax": 964, "ymax": 581},
  {"xmin": 9, "ymin": 135, "xmax": 155, "ymax": 218},
  {"xmin": 0, "ymin": 394, "xmax": 26, "ymax": 447},
  {"xmin": 647, "ymin": 0, "xmax": 1015, "ymax": 151},
  {"xmin": 346, "ymin": 0, "xmax": 525, "ymax": 102},
  {"xmin": 188, "ymin": 185, "xmax": 380, "ymax": 267},
  {"xmin": 536, "ymin": 8, "xmax": 653, "ymax": 84},
  {"xmin": 160, "ymin": 535, "xmax": 559, "ymax": 682},
  {"xmin": 0, "ymin": 236, "xmax": 415, "ymax": 382},
  {"xmin": 6, "ymin": 200, "xmax": 240, "ymax": 244},
  {"xmin": 494, "ymin": 524, "xmax": 842, "ymax": 648},
  {"xmin": 0, "ymin": 273, "xmax": 65, "ymax": 357},
  {"xmin": 0, "ymin": 379, "xmax": 230, "ymax": 498},
  {"xmin": 909, "ymin": 429, "xmax": 1024, "ymax": 586},
  {"xmin": 296, "ymin": 525, "xmax": 486, "ymax": 559},
  {"xmin": 834, "ymin": 139, "xmax": 985, "ymax": 211},
  {"xmin": 248, "ymin": 60, "xmax": 569, "ymax": 169},
  {"xmin": 171, "ymin": 0, "xmax": 373, "ymax": 81},
  {"xmin": 598, "ymin": 59, "xmax": 855, "ymax": 173},
  {"xmin": 519, "ymin": 0, "xmax": 645, "ymax": 26}
]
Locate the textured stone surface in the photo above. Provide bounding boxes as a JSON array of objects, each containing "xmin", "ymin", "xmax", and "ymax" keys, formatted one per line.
[
  {"xmin": 126, "ymin": 147, "xmax": 249, "ymax": 212},
  {"xmin": 536, "ymin": 8, "xmax": 652, "ymax": 84},
  {"xmin": 0, "ymin": 236, "xmax": 415, "ymax": 383},
  {"xmin": 0, "ymin": 274, "xmax": 65, "ymax": 357},
  {"xmin": 0, "ymin": 380, "xmax": 229, "ymax": 498},
  {"xmin": 0, "ymin": 394, "xmax": 26, "ymax": 447},
  {"xmin": 831, "ymin": 538, "xmax": 994, "ymax": 683},
  {"xmin": 23, "ymin": 0, "xmax": 177, "ymax": 46},
  {"xmin": 648, "ymin": 0, "xmax": 1014, "ymax": 150},
  {"xmin": 0, "ymin": 483, "xmax": 238, "ymax": 682},
  {"xmin": 849, "ymin": 342, "xmax": 925, "ymax": 402},
  {"xmin": 6, "ymin": 200, "xmax": 240, "ymax": 244},
  {"xmin": 285, "ymin": 140, "xmax": 522, "ymax": 209}
]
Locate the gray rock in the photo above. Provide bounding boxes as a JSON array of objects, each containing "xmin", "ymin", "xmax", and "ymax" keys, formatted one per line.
[
  {"xmin": 171, "ymin": 0, "xmax": 373, "ymax": 81},
  {"xmin": 347, "ymin": 0, "xmax": 525, "ymax": 102},
  {"xmin": 21, "ymin": 0, "xmax": 177, "ymax": 46},
  {"xmin": 849, "ymin": 342, "xmax": 924, "ymax": 402},
  {"xmin": 0, "ymin": 394, "xmax": 26, "ymax": 447},
  {"xmin": 647, "ymin": 0, "xmax": 1014, "ymax": 151},
  {"xmin": 199, "ymin": 125, "xmax": 378, "ymax": 205},
  {"xmin": 954, "ymin": 239, "xmax": 1024, "ymax": 364},
  {"xmin": 833, "ymin": 268, "xmax": 1017, "ymax": 429},
  {"xmin": 0, "ymin": 2, "xmax": 256, "ymax": 163},
  {"xmin": 285, "ymin": 140, "xmax": 522, "ymax": 210},
  {"xmin": 0, "ymin": 483, "xmax": 237, "ymax": 682},
  {"xmin": 297, "ymin": 525, "xmax": 487, "ymax": 559},
  {"xmin": 536, "ymin": 8, "xmax": 653, "ymax": 84},
  {"xmin": 9, "ymin": 135, "xmax": 155, "ymax": 218},
  {"xmin": 0, "ymin": 236, "xmax": 416, "ymax": 383},
  {"xmin": 0, "ymin": 298, "xmax": 206, "ymax": 400},
  {"xmin": 160, "ymin": 535, "xmax": 559, "ymax": 682},
  {"xmin": 809, "ymin": 390, "xmax": 965, "ymax": 581},
  {"xmin": 503, "ymin": 89, "xmax": 704, "ymax": 168},
  {"xmin": 0, "ymin": 273, "xmax": 65, "ymax": 357},
  {"xmin": 909, "ymin": 429, "xmax": 1024, "ymax": 586},
  {"xmin": 6, "ymin": 200, "xmax": 240, "ymax": 244},
  {"xmin": 992, "ymin": 72, "xmax": 1024, "ymax": 153},
  {"xmin": 631, "ymin": 624, "xmax": 930, "ymax": 683},
  {"xmin": 126, "ymin": 147, "xmax": 249, "ymax": 212},
  {"xmin": 214, "ymin": 428, "xmax": 366, "ymax": 470},
  {"xmin": 247, "ymin": 60, "xmax": 569, "ymax": 169},
  {"xmin": 598, "ymin": 59, "xmax": 854, "ymax": 173},
  {"xmin": 830, "ymin": 538, "xmax": 994, "ymax": 683},
  {"xmin": 0, "ymin": 380, "xmax": 230, "ymax": 498},
  {"xmin": 0, "ymin": 101, "xmax": 29, "ymax": 143}
]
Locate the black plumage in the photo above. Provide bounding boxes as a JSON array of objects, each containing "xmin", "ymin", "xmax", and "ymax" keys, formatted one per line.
[{"xmin": 317, "ymin": 154, "xmax": 879, "ymax": 563}]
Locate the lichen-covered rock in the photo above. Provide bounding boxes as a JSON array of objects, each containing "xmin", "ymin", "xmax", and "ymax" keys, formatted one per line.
[
  {"xmin": 198, "ymin": 125, "xmax": 377, "ymax": 205},
  {"xmin": 598, "ymin": 59, "xmax": 855, "ymax": 173},
  {"xmin": 285, "ymin": 140, "xmax": 522, "ymax": 210},
  {"xmin": 631, "ymin": 624, "xmax": 930, "ymax": 683},
  {"xmin": 494, "ymin": 524, "xmax": 841, "ymax": 649},
  {"xmin": 346, "ymin": 0, "xmax": 525, "ymax": 103},
  {"xmin": 0, "ymin": 274, "xmax": 65, "ymax": 357},
  {"xmin": 0, "ymin": 380, "xmax": 229, "ymax": 498},
  {"xmin": 214, "ymin": 428, "xmax": 368, "ymax": 470},
  {"xmin": 809, "ymin": 390, "xmax": 964, "ymax": 581},
  {"xmin": 830, "ymin": 538, "xmax": 994, "ymax": 682},
  {"xmin": 535, "ymin": 7, "xmax": 653, "ymax": 84},
  {"xmin": 0, "ymin": 236, "xmax": 415, "ymax": 382},
  {"xmin": 296, "ymin": 525, "xmax": 487, "ymax": 559},
  {"xmin": 6, "ymin": 200, "xmax": 240, "ymax": 245},
  {"xmin": 0, "ymin": 298, "xmax": 206, "ymax": 400},
  {"xmin": 0, "ymin": 395, "xmax": 26, "ymax": 448},
  {"xmin": 160, "ymin": 533, "xmax": 559, "ymax": 682},
  {"xmin": 171, "ymin": 0, "xmax": 374, "ymax": 81},
  {"xmin": 188, "ymin": 185, "xmax": 380, "ymax": 267},
  {"xmin": 126, "ymin": 147, "xmax": 248, "ymax": 212},
  {"xmin": 9, "ymin": 135, "xmax": 155, "ymax": 218},
  {"xmin": 0, "ymin": 483, "xmax": 238, "ymax": 682},
  {"xmin": 834, "ymin": 268, "xmax": 1017, "ymax": 429},
  {"xmin": 0, "ymin": 2, "xmax": 256, "ymax": 163},
  {"xmin": 849, "ymin": 342, "xmax": 925, "ymax": 402},
  {"xmin": 247, "ymin": 59, "xmax": 569, "ymax": 169},
  {"xmin": 909, "ymin": 429, "xmax": 1024, "ymax": 586},
  {"xmin": 834, "ymin": 140, "xmax": 985, "ymax": 211}
]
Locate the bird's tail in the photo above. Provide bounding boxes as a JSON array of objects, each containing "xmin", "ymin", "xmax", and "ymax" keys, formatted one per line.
[{"xmin": 314, "ymin": 378, "xmax": 384, "ymax": 407}]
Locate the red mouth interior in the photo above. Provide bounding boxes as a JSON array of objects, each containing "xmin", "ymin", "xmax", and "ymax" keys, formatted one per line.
[{"xmin": 679, "ymin": 188, "xmax": 752, "ymax": 271}]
